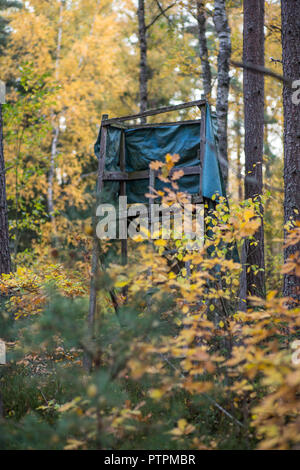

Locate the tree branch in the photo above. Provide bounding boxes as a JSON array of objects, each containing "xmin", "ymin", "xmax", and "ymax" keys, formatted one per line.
[
  {"xmin": 146, "ymin": 1, "xmax": 176, "ymax": 30},
  {"xmin": 231, "ymin": 59, "xmax": 293, "ymax": 87}
]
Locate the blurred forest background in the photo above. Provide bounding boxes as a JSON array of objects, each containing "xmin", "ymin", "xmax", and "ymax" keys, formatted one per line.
[{"xmin": 0, "ymin": 0, "xmax": 299, "ymax": 451}]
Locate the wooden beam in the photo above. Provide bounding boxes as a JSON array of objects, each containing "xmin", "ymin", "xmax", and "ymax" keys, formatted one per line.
[
  {"xmin": 106, "ymin": 121, "xmax": 128, "ymax": 130},
  {"xmin": 119, "ymin": 131, "xmax": 127, "ymax": 265},
  {"xmin": 192, "ymin": 195, "xmax": 204, "ymax": 204},
  {"xmin": 101, "ymin": 100, "xmax": 206, "ymax": 125},
  {"xmin": 84, "ymin": 114, "xmax": 108, "ymax": 372},
  {"xmin": 103, "ymin": 165, "xmax": 202, "ymax": 182},
  {"xmin": 104, "ymin": 171, "xmax": 129, "ymax": 181},
  {"xmin": 97, "ymin": 120, "xmax": 108, "ymax": 193},
  {"xmin": 123, "ymin": 119, "xmax": 202, "ymax": 129},
  {"xmin": 149, "ymin": 169, "xmax": 155, "ymax": 204},
  {"xmin": 199, "ymin": 104, "xmax": 206, "ymax": 198}
]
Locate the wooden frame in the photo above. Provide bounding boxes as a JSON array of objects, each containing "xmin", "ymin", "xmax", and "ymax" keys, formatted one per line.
[
  {"xmin": 119, "ymin": 131, "xmax": 127, "ymax": 265},
  {"xmin": 96, "ymin": 99, "xmax": 207, "ymax": 268},
  {"xmin": 84, "ymin": 114, "xmax": 108, "ymax": 371},
  {"xmin": 101, "ymin": 99, "xmax": 206, "ymax": 126},
  {"xmin": 103, "ymin": 165, "xmax": 202, "ymax": 182},
  {"xmin": 85, "ymin": 101, "xmax": 208, "ymax": 370}
]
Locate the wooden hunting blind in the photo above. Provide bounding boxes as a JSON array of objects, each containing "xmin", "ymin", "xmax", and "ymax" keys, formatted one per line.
[
  {"xmin": 94, "ymin": 99, "xmax": 225, "ymax": 263},
  {"xmin": 85, "ymin": 99, "xmax": 228, "ymax": 368}
]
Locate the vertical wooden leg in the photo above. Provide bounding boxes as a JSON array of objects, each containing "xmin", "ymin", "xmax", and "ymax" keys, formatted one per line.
[
  {"xmin": 84, "ymin": 115, "xmax": 108, "ymax": 372},
  {"xmin": 199, "ymin": 102, "xmax": 206, "ymax": 199},
  {"xmin": 146, "ymin": 169, "xmax": 156, "ymax": 307},
  {"xmin": 119, "ymin": 131, "xmax": 127, "ymax": 266}
]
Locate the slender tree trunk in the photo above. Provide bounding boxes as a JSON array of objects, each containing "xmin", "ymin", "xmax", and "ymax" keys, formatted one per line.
[
  {"xmin": 236, "ymin": 104, "xmax": 243, "ymax": 202},
  {"xmin": 138, "ymin": 0, "xmax": 148, "ymax": 123},
  {"xmin": 237, "ymin": 95, "xmax": 247, "ymax": 310},
  {"xmin": 237, "ymin": 140, "xmax": 243, "ymax": 201},
  {"xmin": 281, "ymin": 0, "xmax": 300, "ymax": 303},
  {"xmin": 78, "ymin": 0, "xmax": 101, "ymax": 68},
  {"xmin": 0, "ymin": 104, "xmax": 11, "ymax": 275},
  {"xmin": 243, "ymin": 0, "xmax": 265, "ymax": 299},
  {"xmin": 213, "ymin": 0, "xmax": 231, "ymax": 189},
  {"xmin": 196, "ymin": 0, "xmax": 212, "ymax": 98},
  {"xmin": 48, "ymin": 0, "xmax": 63, "ymax": 228},
  {"xmin": 48, "ymin": 123, "xmax": 59, "ymax": 224}
]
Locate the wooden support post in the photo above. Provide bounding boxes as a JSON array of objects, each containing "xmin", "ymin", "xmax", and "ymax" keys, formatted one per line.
[
  {"xmin": 199, "ymin": 102, "xmax": 206, "ymax": 199},
  {"xmin": 146, "ymin": 168, "xmax": 156, "ymax": 307},
  {"xmin": 84, "ymin": 115, "xmax": 108, "ymax": 372},
  {"xmin": 149, "ymin": 169, "xmax": 155, "ymax": 200},
  {"xmin": 149, "ymin": 168, "xmax": 155, "ymax": 237},
  {"xmin": 96, "ymin": 115, "xmax": 108, "ymax": 194},
  {"xmin": 119, "ymin": 131, "xmax": 127, "ymax": 266}
]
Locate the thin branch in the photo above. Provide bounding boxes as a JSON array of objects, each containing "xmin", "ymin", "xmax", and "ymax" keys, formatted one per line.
[
  {"xmin": 265, "ymin": 23, "xmax": 281, "ymax": 33},
  {"xmin": 146, "ymin": 1, "xmax": 176, "ymax": 30},
  {"xmin": 0, "ymin": 164, "xmax": 14, "ymax": 176},
  {"xmin": 155, "ymin": 0, "xmax": 174, "ymax": 26},
  {"xmin": 161, "ymin": 352, "xmax": 245, "ymax": 428},
  {"xmin": 38, "ymin": 388, "xmax": 49, "ymax": 406},
  {"xmin": 231, "ymin": 59, "xmax": 293, "ymax": 87},
  {"xmin": 270, "ymin": 57, "xmax": 282, "ymax": 65},
  {"xmin": 80, "ymin": 171, "xmax": 97, "ymax": 180}
]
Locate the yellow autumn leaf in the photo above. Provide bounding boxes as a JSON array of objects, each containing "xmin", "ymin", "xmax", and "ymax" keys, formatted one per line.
[
  {"xmin": 172, "ymin": 170, "xmax": 184, "ymax": 180},
  {"xmin": 178, "ymin": 418, "xmax": 187, "ymax": 431},
  {"xmin": 154, "ymin": 239, "xmax": 167, "ymax": 247},
  {"xmin": 149, "ymin": 389, "xmax": 163, "ymax": 400}
]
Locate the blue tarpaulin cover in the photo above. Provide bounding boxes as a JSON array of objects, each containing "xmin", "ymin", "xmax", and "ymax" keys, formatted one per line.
[
  {"xmin": 95, "ymin": 104, "xmax": 225, "ymax": 204},
  {"xmin": 94, "ymin": 105, "xmax": 239, "ymax": 261}
]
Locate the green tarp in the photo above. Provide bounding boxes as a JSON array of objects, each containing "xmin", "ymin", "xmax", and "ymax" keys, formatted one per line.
[
  {"xmin": 94, "ymin": 105, "xmax": 239, "ymax": 262},
  {"xmin": 95, "ymin": 104, "xmax": 225, "ymax": 204}
]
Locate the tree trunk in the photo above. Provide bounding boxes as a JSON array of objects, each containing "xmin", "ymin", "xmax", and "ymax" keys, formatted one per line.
[
  {"xmin": 196, "ymin": 0, "xmax": 212, "ymax": 98},
  {"xmin": 48, "ymin": 123, "xmax": 59, "ymax": 226},
  {"xmin": 138, "ymin": 0, "xmax": 148, "ymax": 123},
  {"xmin": 236, "ymin": 104, "xmax": 243, "ymax": 202},
  {"xmin": 243, "ymin": 0, "xmax": 265, "ymax": 299},
  {"xmin": 48, "ymin": 0, "xmax": 63, "ymax": 229},
  {"xmin": 281, "ymin": 0, "xmax": 300, "ymax": 303},
  {"xmin": 213, "ymin": 0, "xmax": 231, "ymax": 189},
  {"xmin": 0, "ymin": 104, "xmax": 11, "ymax": 275}
]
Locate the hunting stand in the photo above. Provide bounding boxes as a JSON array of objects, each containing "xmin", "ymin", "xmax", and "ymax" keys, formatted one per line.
[{"xmin": 84, "ymin": 99, "xmax": 208, "ymax": 371}]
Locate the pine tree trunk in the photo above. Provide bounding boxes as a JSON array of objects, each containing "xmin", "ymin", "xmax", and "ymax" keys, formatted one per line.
[
  {"xmin": 243, "ymin": 0, "xmax": 265, "ymax": 299},
  {"xmin": 236, "ymin": 103, "xmax": 243, "ymax": 201},
  {"xmin": 213, "ymin": 0, "xmax": 231, "ymax": 189},
  {"xmin": 138, "ymin": 0, "xmax": 148, "ymax": 123},
  {"xmin": 0, "ymin": 104, "xmax": 11, "ymax": 275},
  {"xmin": 281, "ymin": 0, "xmax": 300, "ymax": 303},
  {"xmin": 196, "ymin": 0, "xmax": 212, "ymax": 98}
]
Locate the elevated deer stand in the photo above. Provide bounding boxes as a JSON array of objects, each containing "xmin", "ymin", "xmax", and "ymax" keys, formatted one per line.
[{"xmin": 84, "ymin": 99, "xmax": 222, "ymax": 371}]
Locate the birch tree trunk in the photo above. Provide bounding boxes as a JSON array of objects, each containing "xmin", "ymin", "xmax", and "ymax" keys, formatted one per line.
[
  {"xmin": 196, "ymin": 0, "xmax": 212, "ymax": 98},
  {"xmin": 0, "ymin": 104, "xmax": 11, "ymax": 275},
  {"xmin": 281, "ymin": 0, "xmax": 300, "ymax": 302},
  {"xmin": 48, "ymin": 123, "xmax": 59, "ymax": 224},
  {"xmin": 243, "ymin": 0, "xmax": 265, "ymax": 299},
  {"xmin": 138, "ymin": 0, "xmax": 148, "ymax": 123},
  {"xmin": 213, "ymin": 0, "xmax": 231, "ymax": 189},
  {"xmin": 48, "ymin": 0, "xmax": 63, "ymax": 227}
]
